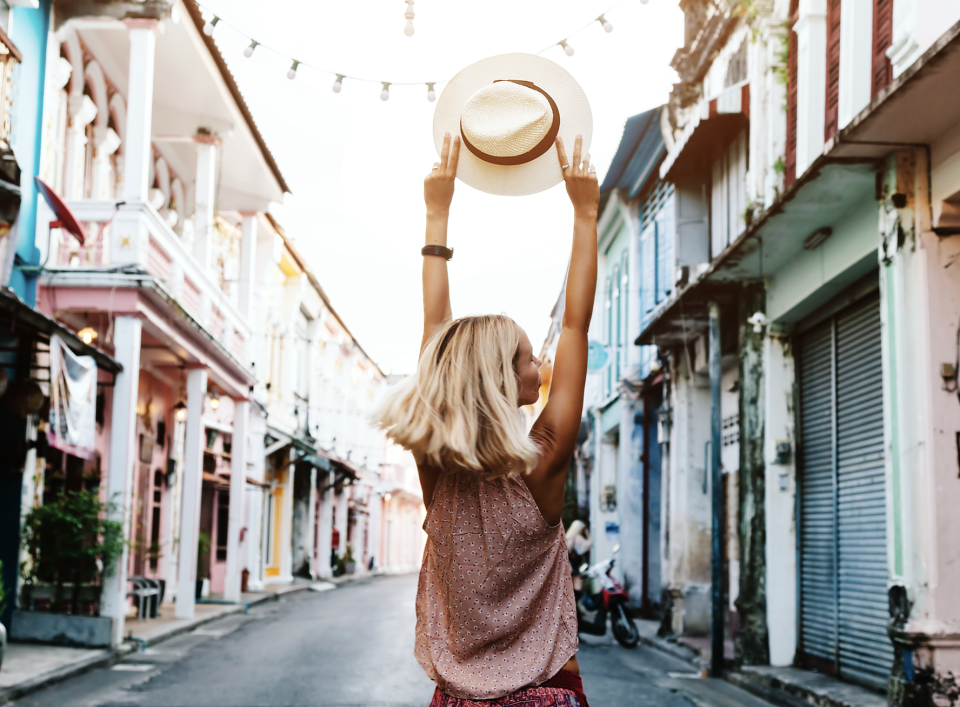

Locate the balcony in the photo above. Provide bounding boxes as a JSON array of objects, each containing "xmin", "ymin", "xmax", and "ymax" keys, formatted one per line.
[{"xmin": 42, "ymin": 198, "xmax": 250, "ymax": 366}]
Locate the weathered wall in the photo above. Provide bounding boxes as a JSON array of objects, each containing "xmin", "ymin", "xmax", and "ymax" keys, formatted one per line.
[{"xmin": 736, "ymin": 285, "xmax": 770, "ymax": 665}]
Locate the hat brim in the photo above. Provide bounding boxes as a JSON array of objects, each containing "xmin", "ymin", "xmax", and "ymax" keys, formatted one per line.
[{"xmin": 433, "ymin": 53, "xmax": 593, "ymax": 197}]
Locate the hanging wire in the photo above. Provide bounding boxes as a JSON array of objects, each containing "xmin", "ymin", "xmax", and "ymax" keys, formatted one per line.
[{"xmin": 195, "ymin": 0, "xmax": 635, "ymax": 88}]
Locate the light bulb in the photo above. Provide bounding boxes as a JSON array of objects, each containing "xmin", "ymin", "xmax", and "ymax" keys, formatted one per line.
[
  {"xmin": 174, "ymin": 401, "xmax": 187, "ymax": 422},
  {"xmin": 244, "ymin": 40, "xmax": 258, "ymax": 58},
  {"xmin": 202, "ymin": 16, "xmax": 219, "ymax": 36},
  {"xmin": 287, "ymin": 60, "xmax": 300, "ymax": 80},
  {"xmin": 598, "ymin": 15, "xmax": 613, "ymax": 32},
  {"xmin": 426, "ymin": 83, "xmax": 436, "ymax": 102},
  {"xmin": 209, "ymin": 391, "xmax": 220, "ymax": 410},
  {"xmin": 78, "ymin": 326, "xmax": 97, "ymax": 344},
  {"xmin": 560, "ymin": 40, "xmax": 575, "ymax": 56},
  {"xmin": 333, "ymin": 74, "xmax": 345, "ymax": 93},
  {"xmin": 404, "ymin": 20, "xmax": 415, "ymax": 36},
  {"xmin": 381, "ymin": 82, "xmax": 391, "ymax": 101},
  {"xmin": 640, "ymin": 0, "xmax": 649, "ymax": 5}
]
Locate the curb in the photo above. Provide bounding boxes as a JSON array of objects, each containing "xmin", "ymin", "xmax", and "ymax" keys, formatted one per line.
[
  {"xmin": 0, "ymin": 584, "xmax": 310, "ymax": 705},
  {"xmin": 0, "ymin": 644, "xmax": 134, "ymax": 706},
  {"xmin": 636, "ymin": 632, "xmax": 885, "ymax": 707}
]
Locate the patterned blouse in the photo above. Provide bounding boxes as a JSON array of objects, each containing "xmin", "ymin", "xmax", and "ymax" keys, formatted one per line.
[{"xmin": 414, "ymin": 469, "xmax": 579, "ymax": 700}]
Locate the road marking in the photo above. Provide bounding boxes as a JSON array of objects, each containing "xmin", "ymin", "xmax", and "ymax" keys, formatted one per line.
[
  {"xmin": 190, "ymin": 628, "xmax": 230, "ymax": 637},
  {"xmin": 112, "ymin": 664, "xmax": 156, "ymax": 671}
]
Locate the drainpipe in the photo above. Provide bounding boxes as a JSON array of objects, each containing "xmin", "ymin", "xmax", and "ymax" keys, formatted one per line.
[{"xmin": 709, "ymin": 301, "xmax": 725, "ymax": 676}]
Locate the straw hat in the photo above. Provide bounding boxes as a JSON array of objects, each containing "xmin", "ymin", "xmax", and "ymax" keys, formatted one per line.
[{"xmin": 433, "ymin": 53, "xmax": 593, "ymax": 196}]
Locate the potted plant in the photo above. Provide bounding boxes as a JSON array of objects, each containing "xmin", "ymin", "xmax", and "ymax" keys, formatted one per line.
[
  {"xmin": 195, "ymin": 532, "xmax": 211, "ymax": 599},
  {"xmin": 15, "ymin": 491, "xmax": 123, "ymax": 647},
  {"xmin": 344, "ymin": 546, "xmax": 356, "ymax": 575}
]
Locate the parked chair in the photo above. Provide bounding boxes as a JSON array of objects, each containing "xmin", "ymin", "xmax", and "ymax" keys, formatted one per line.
[{"xmin": 126, "ymin": 576, "xmax": 159, "ymax": 620}]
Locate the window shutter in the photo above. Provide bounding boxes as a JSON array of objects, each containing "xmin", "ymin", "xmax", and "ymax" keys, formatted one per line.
[
  {"xmin": 872, "ymin": 0, "xmax": 893, "ymax": 98},
  {"xmin": 785, "ymin": 0, "xmax": 800, "ymax": 188},
  {"xmin": 824, "ymin": 0, "xmax": 842, "ymax": 141}
]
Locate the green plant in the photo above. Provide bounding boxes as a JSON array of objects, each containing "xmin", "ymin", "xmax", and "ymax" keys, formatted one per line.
[
  {"xmin": 773, "ymin": 156, "xmax": 786, "ymax": 174},
  {"xmin": 773, "ymin": 23, "xmax": 791, "ymax": 86},
  {"xmin": 20, "ymin": 491, "xmax": 123, "ymax": 615},
  {"xmin": 344, "ymin": 546, "xmax": 354, "ymax": 563},
  {"xmin": 196, "ymin": 532, "xmax": 212, "ymax": 579}
]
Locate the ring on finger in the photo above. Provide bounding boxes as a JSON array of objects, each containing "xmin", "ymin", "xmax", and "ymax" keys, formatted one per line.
[
  {"xmin": 561, "ymin": 164, "xmax": 571, "ymax": 171},
  {"xmin": 432, "ymin": 165, "xmax": 440, "ymax": 170}
]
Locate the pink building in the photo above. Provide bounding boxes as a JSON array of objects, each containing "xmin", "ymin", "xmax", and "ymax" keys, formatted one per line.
[{"xmin": 34, "ymin": 2, "xmax": 288, "ymax": 644}]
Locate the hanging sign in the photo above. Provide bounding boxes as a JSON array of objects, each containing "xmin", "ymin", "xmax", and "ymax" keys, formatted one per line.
[
  {"xmin": 49, "ymin": 334, "xmax": 97, "ymax": 459},
  {"xmin": 587, "ymin": 340, "xmax": 609, "ymax": 372}
]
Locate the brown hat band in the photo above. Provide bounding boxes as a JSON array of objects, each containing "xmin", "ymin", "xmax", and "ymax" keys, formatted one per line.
[{"xmin": 459, "ymin": 80, "xmax": 561, "ymax": 166}]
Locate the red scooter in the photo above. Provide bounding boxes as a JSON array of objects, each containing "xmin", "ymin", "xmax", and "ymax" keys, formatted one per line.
[{"xmin": 575, "ymin": 544, "xmax": 640, "ymax": 648}]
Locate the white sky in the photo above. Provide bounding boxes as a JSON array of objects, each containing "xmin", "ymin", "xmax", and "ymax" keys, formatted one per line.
[{"xmin": 200, "ymin": 0, "xmax": 683, "ymax": 375}]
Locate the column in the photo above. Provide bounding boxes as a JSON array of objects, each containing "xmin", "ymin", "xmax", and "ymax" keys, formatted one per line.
[
  {"xmin": 120, "ymin": 20, "xmax": 157, "ymax": 202},
  {"xmin": 224, "ymin": 400, "xmax": 249, "ymax": 602},
  {"xmin": 279, "ymin": 459, "xmax": 296, "ymax": 582},
  {"xmin": 316, "ymin": 470, "xmax": 334, "ymax": 579},
  {"xmin": 99, "ymin": 316, "xmax": 142, "ymax": 647},
  {"xmin": 794, "ymin": 0, "xmax": 827, "ymax": 176},
  {"xmin": 763, "ymin": 332, "xmax": 798, "ymax": 666},
  {"xmin": 881, "ymin": 150, "xmax": 960, "ymax": 685},
  {"xmin": 838, "ymin": 0, "xmax": 873, "ymax": 129},
  {"xmin": 112, "ymin": 20, "xmax": 158, "ymax": 267},
  {"xmin": 175, "ymin": 367, "xmax": 208, "ymax": 619},
  {"xmin": 193, "ymin": 136, "xmax": 220, "ymax": 273},
  {"xmin": 63, "ymin": 95, "xmax": 97, "ymax": 199},
  {"xmin": 336, "ymin": 486, "xmax": 349, "ymax": 562},
  {"xmin": 305, "ymin": 467, "xmax": 317, "ymax": 578}
]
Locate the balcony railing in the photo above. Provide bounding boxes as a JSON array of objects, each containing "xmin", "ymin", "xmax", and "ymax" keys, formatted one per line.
[{"xmin": 46, "ymin": 198, "xmax": 250, "ymax": 364}]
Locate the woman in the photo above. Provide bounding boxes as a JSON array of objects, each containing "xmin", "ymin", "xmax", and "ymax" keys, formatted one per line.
[
  {"xmin": 566, "ymin": 520, "xmax": 592, "ymax": 593},
  {"xmin": 376, "ymin": 130, "xmax": 598, "ymax": 706}
]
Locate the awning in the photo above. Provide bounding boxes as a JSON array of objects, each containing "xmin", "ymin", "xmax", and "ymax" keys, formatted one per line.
[
  {"xmin": 635, "ymin": 281, "xmax": 739, "ymax": 349},
  {"xmin": 600, "ymin": 107, "xmax": 667, "ymax": 199},
  {"xmin": 265, "ymin": 423, "xmax": 316, "ymax": 456},
  {"xmin": 0, "ymin": 287, "xmax": 122, "ymax": 374},
  {"xmin": 660, "ymin": 80, "xmax": 750, "ymax": 182}
]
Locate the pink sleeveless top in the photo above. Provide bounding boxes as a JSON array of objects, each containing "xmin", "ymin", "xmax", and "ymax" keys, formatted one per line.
[{"xmin": 414, "ymin": 470, "xmax": 578, "ymax": 700}]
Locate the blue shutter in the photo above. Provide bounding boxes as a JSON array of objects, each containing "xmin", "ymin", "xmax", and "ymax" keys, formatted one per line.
[{"xmin": 642, "ymin": 226, "xmax": 656, "ymax": 322}]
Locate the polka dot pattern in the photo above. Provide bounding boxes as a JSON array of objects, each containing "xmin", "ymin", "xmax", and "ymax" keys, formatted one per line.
[{"xmin": 415, "ymin": 470, "xmax": 579, "ymax": 700}]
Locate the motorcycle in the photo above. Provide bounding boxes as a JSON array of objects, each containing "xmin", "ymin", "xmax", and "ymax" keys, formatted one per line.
[{"xmin": 575, "ymin": 544, "xmax": 640, "ymax": 648}]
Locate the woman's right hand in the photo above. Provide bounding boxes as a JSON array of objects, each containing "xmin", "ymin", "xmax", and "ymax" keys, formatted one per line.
[
  {"xmin": 557, "ymin": 135, "xmax": 599, "ymax": 218},
  {"xmin": 424, "ymin": 132, "xmax": 460, "ymax": 217}
]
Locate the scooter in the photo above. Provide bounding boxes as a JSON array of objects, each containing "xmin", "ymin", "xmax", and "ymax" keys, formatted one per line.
[{"xmin": 575, "ymin": 544, "xmax": 640, "ymax": 648}]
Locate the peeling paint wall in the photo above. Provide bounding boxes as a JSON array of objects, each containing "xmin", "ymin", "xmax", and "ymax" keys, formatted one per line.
[{"xmin": 736, "ymin": 285, "xmax": 770, "ymax": 666}]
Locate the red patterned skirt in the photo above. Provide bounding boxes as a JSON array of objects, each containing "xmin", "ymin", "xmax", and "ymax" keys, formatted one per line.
[{"xmin": 429, "ymin": 670, "xmax": 588, "ymax": 707}]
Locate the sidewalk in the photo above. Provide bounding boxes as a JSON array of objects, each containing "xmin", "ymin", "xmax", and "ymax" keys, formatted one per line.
[
  {"xmin": 635, "ymin": 619, "xmax": 887, "ymax": 707},
  {"xmin": 0, "ymin": 581, "xmax": 311, "ymax": 706}
]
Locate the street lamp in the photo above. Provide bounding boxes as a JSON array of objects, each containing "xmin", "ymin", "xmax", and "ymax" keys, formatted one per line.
[
  {"xmin": 173, "ymin": 400, "xmax": 187, "ymax": 422},
  {"xmin": 209, "ymin": 390, "xmax": 220, "ymax": 410}
]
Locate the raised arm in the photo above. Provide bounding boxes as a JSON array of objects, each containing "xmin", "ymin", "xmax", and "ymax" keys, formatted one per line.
[
  {"xmin": 526, "ymin": 135, "xmax": 599, "ymax": 525},
  {"xmin": 420, "ymin": 132, "xmax": 461, "ymax": 354}
]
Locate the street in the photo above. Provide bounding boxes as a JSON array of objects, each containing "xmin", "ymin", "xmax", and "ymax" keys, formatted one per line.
[{"xmin": 12, "ymin": 574, "xmax": 777, "ymax": 707}]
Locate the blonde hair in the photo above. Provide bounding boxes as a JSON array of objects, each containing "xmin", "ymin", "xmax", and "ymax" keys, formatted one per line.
[{"xmin": 374, "ymin": 315, "xmax": 539, "ymax": 477}]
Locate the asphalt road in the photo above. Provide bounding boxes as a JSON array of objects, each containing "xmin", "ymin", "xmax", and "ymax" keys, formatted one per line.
[{"xmin": 14, "ymin": 574, "xmax": 776, "ymax": 707}]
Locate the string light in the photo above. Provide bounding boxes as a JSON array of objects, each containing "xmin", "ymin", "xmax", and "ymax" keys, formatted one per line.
[
  {"xmin": 202, "ymin": 15, "xmax": 219, "ymax": 36},
  {"xmin": 196, "ymin": 0, "xmax": 643, "ymax": 99},
  {"xmin": 403, "ymin": 0, "xmax": 415, "ymax": 37}
]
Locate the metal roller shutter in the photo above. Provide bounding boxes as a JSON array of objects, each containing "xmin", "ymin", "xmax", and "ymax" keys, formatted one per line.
[{"xmin": 798, "ymin": 292, "xmax": 891, "ymax": 688}]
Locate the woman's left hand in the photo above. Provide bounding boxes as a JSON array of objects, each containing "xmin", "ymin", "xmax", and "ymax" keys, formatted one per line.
[
  {"xmin": 556, "ymin": 135, "xmax": 599, "ymax": 217},
  {"xmin": 425, "ymin": 132, "xmax": 460, "ymax": 217}
]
